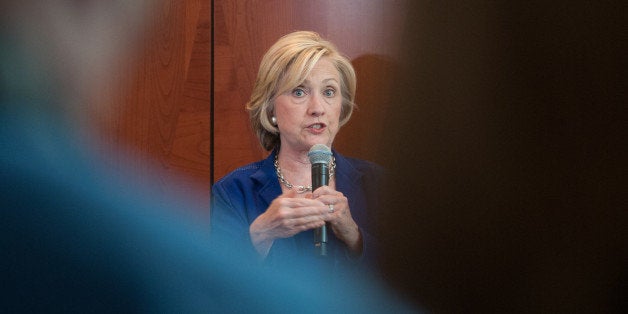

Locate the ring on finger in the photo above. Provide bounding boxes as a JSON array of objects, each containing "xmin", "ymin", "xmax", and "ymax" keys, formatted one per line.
[{"xmin": 328, "ymin": 203, "xmax": 334, "ymax": 213}]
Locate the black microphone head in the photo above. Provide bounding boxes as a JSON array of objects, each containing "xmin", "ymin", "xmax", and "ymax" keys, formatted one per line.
[{"xmin": 308, "ymin": 144, "xmax": 332, "ymax": 165}]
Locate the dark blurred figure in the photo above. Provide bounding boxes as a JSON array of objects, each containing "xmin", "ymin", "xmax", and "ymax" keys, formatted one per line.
[
  {"xmin": 377, "ymin": 1, "xmax": 626, "ymax": 313},
  {"xmin": 1, "ymin": 1, "xmax": 415, "ymax": 313}
]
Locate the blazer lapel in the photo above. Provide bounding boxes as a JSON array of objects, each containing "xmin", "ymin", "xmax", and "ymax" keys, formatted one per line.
[
  {"xmin": 333, "ymin": 150, "xmax": 364, "ymax": 207},
  {"xmin": 251, "ymin": 150, "xmax": 282, "ymax": 211}
]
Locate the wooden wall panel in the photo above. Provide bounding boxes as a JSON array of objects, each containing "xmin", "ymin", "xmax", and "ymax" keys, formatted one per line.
[
  {"xmin": 213, "ymin": 0, "xmax": 410, "ymax": 182},
  {"xmin": 94, "ymin": 0, "xmax": 211, "ymax": 220},
  {"xmin": 92, "ymin": 0, "xmax": 409, "ymax": 220}
]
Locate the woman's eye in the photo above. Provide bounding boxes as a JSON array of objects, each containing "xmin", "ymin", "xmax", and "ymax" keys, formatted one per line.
[
  {"xmin": 292, "ymin": 88, "xmax": 306, "ymax": 97},
  {"xmin": 324, "ymin": 88, "xmax": 336, "ymax": 97}
]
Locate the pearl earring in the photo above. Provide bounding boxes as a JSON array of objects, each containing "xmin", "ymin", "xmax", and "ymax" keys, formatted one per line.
[{"xmin": 271, "ymin": 116, "xmax": 277, "ymax": 125}]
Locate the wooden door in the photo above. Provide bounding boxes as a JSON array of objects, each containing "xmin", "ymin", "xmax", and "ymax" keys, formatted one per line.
[{"xmin": 94, "ymin": 0, "xmax": 211, "ymax": 218}]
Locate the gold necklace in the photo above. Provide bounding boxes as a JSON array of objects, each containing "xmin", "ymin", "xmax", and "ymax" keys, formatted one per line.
[{"xmin": 274, "ymin": 153, "xmax": 336, "ymax": 193}]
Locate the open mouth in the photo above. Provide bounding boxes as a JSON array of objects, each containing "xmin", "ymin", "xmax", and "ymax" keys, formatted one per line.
[{"xmin": 308, "ymin": 123, "xmax": 326, "ymax": 130}]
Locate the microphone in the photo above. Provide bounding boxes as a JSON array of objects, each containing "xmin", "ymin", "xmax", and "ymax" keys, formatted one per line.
[{"xmin": 308, "ymin": 144, "xmax": 332, "ymax": 256}]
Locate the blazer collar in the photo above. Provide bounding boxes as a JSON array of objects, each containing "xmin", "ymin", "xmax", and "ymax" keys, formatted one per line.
[
  {"xmin": 251, "ymin": 149, "xmax": 282, "ymax": 206},
  {"xmin": 250, "ymin": 149, "xmax": 365, "ymax": 206},
  {"xmin": 333, "ymin": 150, "xmax": 364, "ymax": 199}
]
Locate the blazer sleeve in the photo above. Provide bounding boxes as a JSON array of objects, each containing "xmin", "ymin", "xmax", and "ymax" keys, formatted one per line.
[{"xmin": 210, "ymin": 181, "xmax": 257, "ymax": 258}]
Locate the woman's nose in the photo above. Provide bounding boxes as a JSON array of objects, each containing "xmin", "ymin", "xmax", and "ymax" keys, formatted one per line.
[{"xmin": 307, "ymin": 93, "xmax": 325, "ymax": 116}]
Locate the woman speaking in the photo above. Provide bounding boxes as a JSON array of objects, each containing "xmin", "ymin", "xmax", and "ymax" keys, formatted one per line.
[{"xmin": 211, "ymin": 31, "xmax": 383, "ymax": 274}]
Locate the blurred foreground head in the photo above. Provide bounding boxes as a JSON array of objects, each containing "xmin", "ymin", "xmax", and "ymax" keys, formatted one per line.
[{"xmin": 1, "ymin": 0, "xmax": 156, "ymax": 123}]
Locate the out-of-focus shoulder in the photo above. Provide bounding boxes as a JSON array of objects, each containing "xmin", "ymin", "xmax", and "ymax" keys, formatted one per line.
[{"xmin": 213, "ymin": 160, "xmax": 264, "ymax": 186}]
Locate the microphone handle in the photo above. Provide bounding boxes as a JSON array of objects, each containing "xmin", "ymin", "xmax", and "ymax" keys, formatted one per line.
[
  {"xmin": 312, "ymin": 163, "xmax": 329, "ymax": 256},
  {"xmin": 311, "ymin": 163, "xmax": 329, "ymax": 190}
]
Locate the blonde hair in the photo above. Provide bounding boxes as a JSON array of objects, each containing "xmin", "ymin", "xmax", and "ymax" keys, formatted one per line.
[{"xmin": 246, "ymin": 31, "xmax": 357, "ymax": 151}]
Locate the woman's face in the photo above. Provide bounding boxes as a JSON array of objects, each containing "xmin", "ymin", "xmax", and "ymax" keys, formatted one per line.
[{"xmin": 273, "ymin": 57, "xmax": 343, "ymax": 153}]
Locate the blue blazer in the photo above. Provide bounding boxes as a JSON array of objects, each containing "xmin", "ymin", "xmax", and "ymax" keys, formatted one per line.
[{"xmin": 211, "ymin": 149, "xmax": 383, "ymax": 274}]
